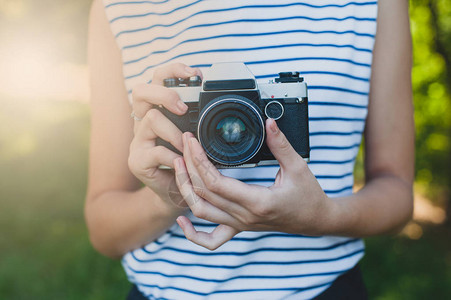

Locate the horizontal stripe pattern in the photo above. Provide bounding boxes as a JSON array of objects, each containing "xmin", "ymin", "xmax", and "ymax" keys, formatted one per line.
[
  {"xmin": 122, "ymin": 220, "xmax": 365, "ymax": 299},
  {"xmin": 103, "ymin": 0, "xmax": 377, "ymax": 299}
]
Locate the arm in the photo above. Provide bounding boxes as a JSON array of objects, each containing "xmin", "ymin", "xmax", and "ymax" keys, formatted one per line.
[
  {"xmin": 85, "ymin": 0, "xmax": 186, "ymax": 258},
  {"xmin": 326, "ymin": 0, "xmax": 414, "ymax": 236},
  {"xmin": 171, "ymin": 0, "xmax": 414, "ymax": 249}
]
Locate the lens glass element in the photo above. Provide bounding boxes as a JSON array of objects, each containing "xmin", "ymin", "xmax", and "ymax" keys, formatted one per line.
[
  {"xmin": 198, "ymin": 95, "xmax": 265, "ymax": 166},
  {"xmin": 216, "ymin": 117, "xmax": 246, "ymax": 144}
]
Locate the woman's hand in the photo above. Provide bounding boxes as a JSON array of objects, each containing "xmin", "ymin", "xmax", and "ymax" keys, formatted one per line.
[
  {"xmin": 128, "ymin": 63, "xmax": 202, "ymax": 207},
  {"xmin": 173, "ymin": 118, "xmax": 335, "ymax": 250}
]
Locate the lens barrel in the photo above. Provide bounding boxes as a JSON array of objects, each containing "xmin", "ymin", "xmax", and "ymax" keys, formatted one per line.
[{"xmin": 197, "ymin": 95, "xmax": 265, "ymax": 166}]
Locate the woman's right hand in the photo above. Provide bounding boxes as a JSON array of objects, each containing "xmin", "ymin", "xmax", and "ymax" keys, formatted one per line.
[{"xmin": 128, "ymin": 63, "xmax": 202, "ymax": 208}]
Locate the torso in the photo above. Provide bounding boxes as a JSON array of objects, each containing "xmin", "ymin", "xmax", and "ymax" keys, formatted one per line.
[{"xmin": 103, "ymin": 1, "xmax": 377, "ymax": 298}]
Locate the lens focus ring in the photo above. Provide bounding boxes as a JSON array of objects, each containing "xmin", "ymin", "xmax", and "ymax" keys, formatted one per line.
[{"xmin": 197, "ymin": 95, "xmax": 265, "ymax": 166}]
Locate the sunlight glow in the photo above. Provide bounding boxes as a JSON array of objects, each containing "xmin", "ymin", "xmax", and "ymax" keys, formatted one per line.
[
  {"xmin": 0, "ymin": 0, "xmax": 27, "ymax": 19},
  {"xmin": 0, "ymin": 132, "xmax": 36, "ymax": 160},
  {"xmin": 0, "ymin": 39, "xmax": 89, "ymax": 101}
]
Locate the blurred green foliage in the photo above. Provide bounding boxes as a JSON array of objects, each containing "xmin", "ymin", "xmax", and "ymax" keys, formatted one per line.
[
  {"xmin": 410, "ymin": 0, "xmax": 451, "ymax": 202},
  {"xmin": 0, "ymin": 99, "xmax": 129, "ymax": 299},
  {"xmin": 0, "ymin": 0, "xmax": 450, "ymax": 299}
]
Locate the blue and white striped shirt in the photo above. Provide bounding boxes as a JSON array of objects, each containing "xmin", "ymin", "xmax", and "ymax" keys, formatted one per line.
[{"xmin": 103, "ymin": 0, "xmax": 378, "ymax": 298}]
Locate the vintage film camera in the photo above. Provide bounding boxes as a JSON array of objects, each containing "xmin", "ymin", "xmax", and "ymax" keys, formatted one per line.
[{"xmin": 157, "ymin": 62, "xmax": 310, "ymax": 167}]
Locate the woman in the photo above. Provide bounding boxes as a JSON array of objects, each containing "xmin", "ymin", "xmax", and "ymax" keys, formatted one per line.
[{"xmin": 85, "ymin": 0, "xmax": 414, "ymax": 299}]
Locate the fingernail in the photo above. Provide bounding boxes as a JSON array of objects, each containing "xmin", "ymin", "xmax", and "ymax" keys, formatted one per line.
[
  {"xmin": 189, "ymin": 137, "xmax": 197, "ymax": 148},
  {"xmin": 184, "ymin": 133, "xmax": 192, "ymax": 146},
  {"xmin": 176, "ymin": 216, "xmax": 184, "ymax": 228},
  {"xmin": 188, "ymin": 137, "xmax": 194, "ymax": 150},
  {"xmin": 177, "ymin": 100, "xmax": 188, "ymax": 113},
  {"xmin": 185, "ymin": 66, "xmax": 195, "ymax": 75},
  {"xmin": 174, "ymin": 157, "xmax": 182, "ymax": 170},
  {"xmin": 270, "ymin": 119, "xmax": 279, "ymax": 134}
]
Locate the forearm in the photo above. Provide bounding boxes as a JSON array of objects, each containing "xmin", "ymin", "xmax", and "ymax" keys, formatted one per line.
[
  {"xmin": 319, "ymin": 0, "xmax": 414, "ymax": 238},
  {"xmin": 323, "ymin": 175, "xmax": 413, "ymax": 237},
  {"xmin": 85, "ymin": 187, "xmax": 185, "ymax": 259}
]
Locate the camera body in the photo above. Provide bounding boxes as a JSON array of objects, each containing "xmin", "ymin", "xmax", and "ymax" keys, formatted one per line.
[{"xmin": 156, "ymin": 62, "xmax": 310, "ymax": 168}]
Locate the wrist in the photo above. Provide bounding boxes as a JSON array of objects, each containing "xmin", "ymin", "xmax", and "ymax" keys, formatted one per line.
[
  {"xmin": 313, "ymin": 195, "xmax": 343, "ymax": 236},
  {"xmin": 158, "ymin": 193, "xmax": 188, "ymax": 218},
  {"xmin": 318, "ymin": 195, "xmax": 358, "ymax": 236}
]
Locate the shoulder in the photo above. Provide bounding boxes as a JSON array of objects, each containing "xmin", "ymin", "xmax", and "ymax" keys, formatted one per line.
[
  {"xmin": 90, "ymin": 0, "xmax": 105, "ymax": 19},
  {"xmin": 89, "ymin": 0, "xmax": 111, "ymax": 43},
  {"xmin": 88, "ymin": 0, "xmax": 128, "ymax": 106},
  {"xmin": 88, "ymin": 0, "xmax": 121, "ymax": 71}
]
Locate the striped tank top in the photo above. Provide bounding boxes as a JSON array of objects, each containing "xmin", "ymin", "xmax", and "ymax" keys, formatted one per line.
[{"xmin": 103, "ymin": 1, "xmax": 378, "ymax": 299}]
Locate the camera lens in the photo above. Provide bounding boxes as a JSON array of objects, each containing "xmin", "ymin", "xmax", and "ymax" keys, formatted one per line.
[
  {"xmin": 198, "ymin": 95, "xmax": 265, "ymax": 166},
  {"xmin": 216, "ymin": 117, "xmax": 246, "ymax": 144}
]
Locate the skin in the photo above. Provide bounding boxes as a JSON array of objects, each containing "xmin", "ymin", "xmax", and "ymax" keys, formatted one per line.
[{"xmin": 85, "ymin": 0, "xmax": 414, "ymax": 257}]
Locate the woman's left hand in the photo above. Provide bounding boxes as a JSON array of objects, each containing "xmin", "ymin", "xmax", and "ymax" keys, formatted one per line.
[{"xmin": 174, "ymin": 118, "xmax": 334, "ymax": 250}]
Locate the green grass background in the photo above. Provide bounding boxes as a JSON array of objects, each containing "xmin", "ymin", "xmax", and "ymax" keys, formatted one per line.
[{"xmin": 0, "ymin": 98, "xmax": 450, "ymax": 299}]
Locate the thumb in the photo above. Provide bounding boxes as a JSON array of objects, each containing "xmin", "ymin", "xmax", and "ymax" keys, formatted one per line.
[{"xmin": 265, "ymin": 118, "xmax": 303, "ymax": 172}]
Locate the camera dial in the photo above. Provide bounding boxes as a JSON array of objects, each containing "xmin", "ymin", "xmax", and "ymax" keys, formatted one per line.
[
  {"xmin": 265, "ymin": 101, "xmax": 285, "ymax": 120},
  {"xmin": 275, "ymin": 72, "xmax": 304, "ymax": 83},
  {"xmin": 163, "ymin": 76, "xmax": 202, "ymax": 87}
]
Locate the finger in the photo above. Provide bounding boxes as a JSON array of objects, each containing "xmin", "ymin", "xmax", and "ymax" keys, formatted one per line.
[
  {"xmin": 182, "ymin": 133, "xmax": 253, "ymax": 217},
  {"xmin": 132, "ymin": 84, "xmax": 187, "ymax": 118},
  {"xmin": 265, "ymin": 118, "xmax": 306, "ymax": 173},
  {"xmin": 182, "ymin": 133, "xmax": 210, "ymax": 192},
  {"xmin": 135, "ymin": 109, "xmax": 184, "ymax": 152},
  {"xmin": 130, "ymin": 146, "xmax": 181, "ymax": 173},
  {"xmin": 152, "ymin": 63, "xmax": 203, "ymax": 86},
  {"xmin": 187, "ymin": 134, "xmax": 265, "ymax": 206},
  {"xmin": 131, "ymin": 63, "xmax": 202, "ymax": 127},
  {"xmin": 174, "ymin": 157, "xmax": 241, "ymax": 227},
  {"xmin": 173, "ymin": 156, "xmax": 202, "ymax": 208},
  {"xmin": 177, "ymin": 216, "xmax": 239, "ymax": 250}
]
